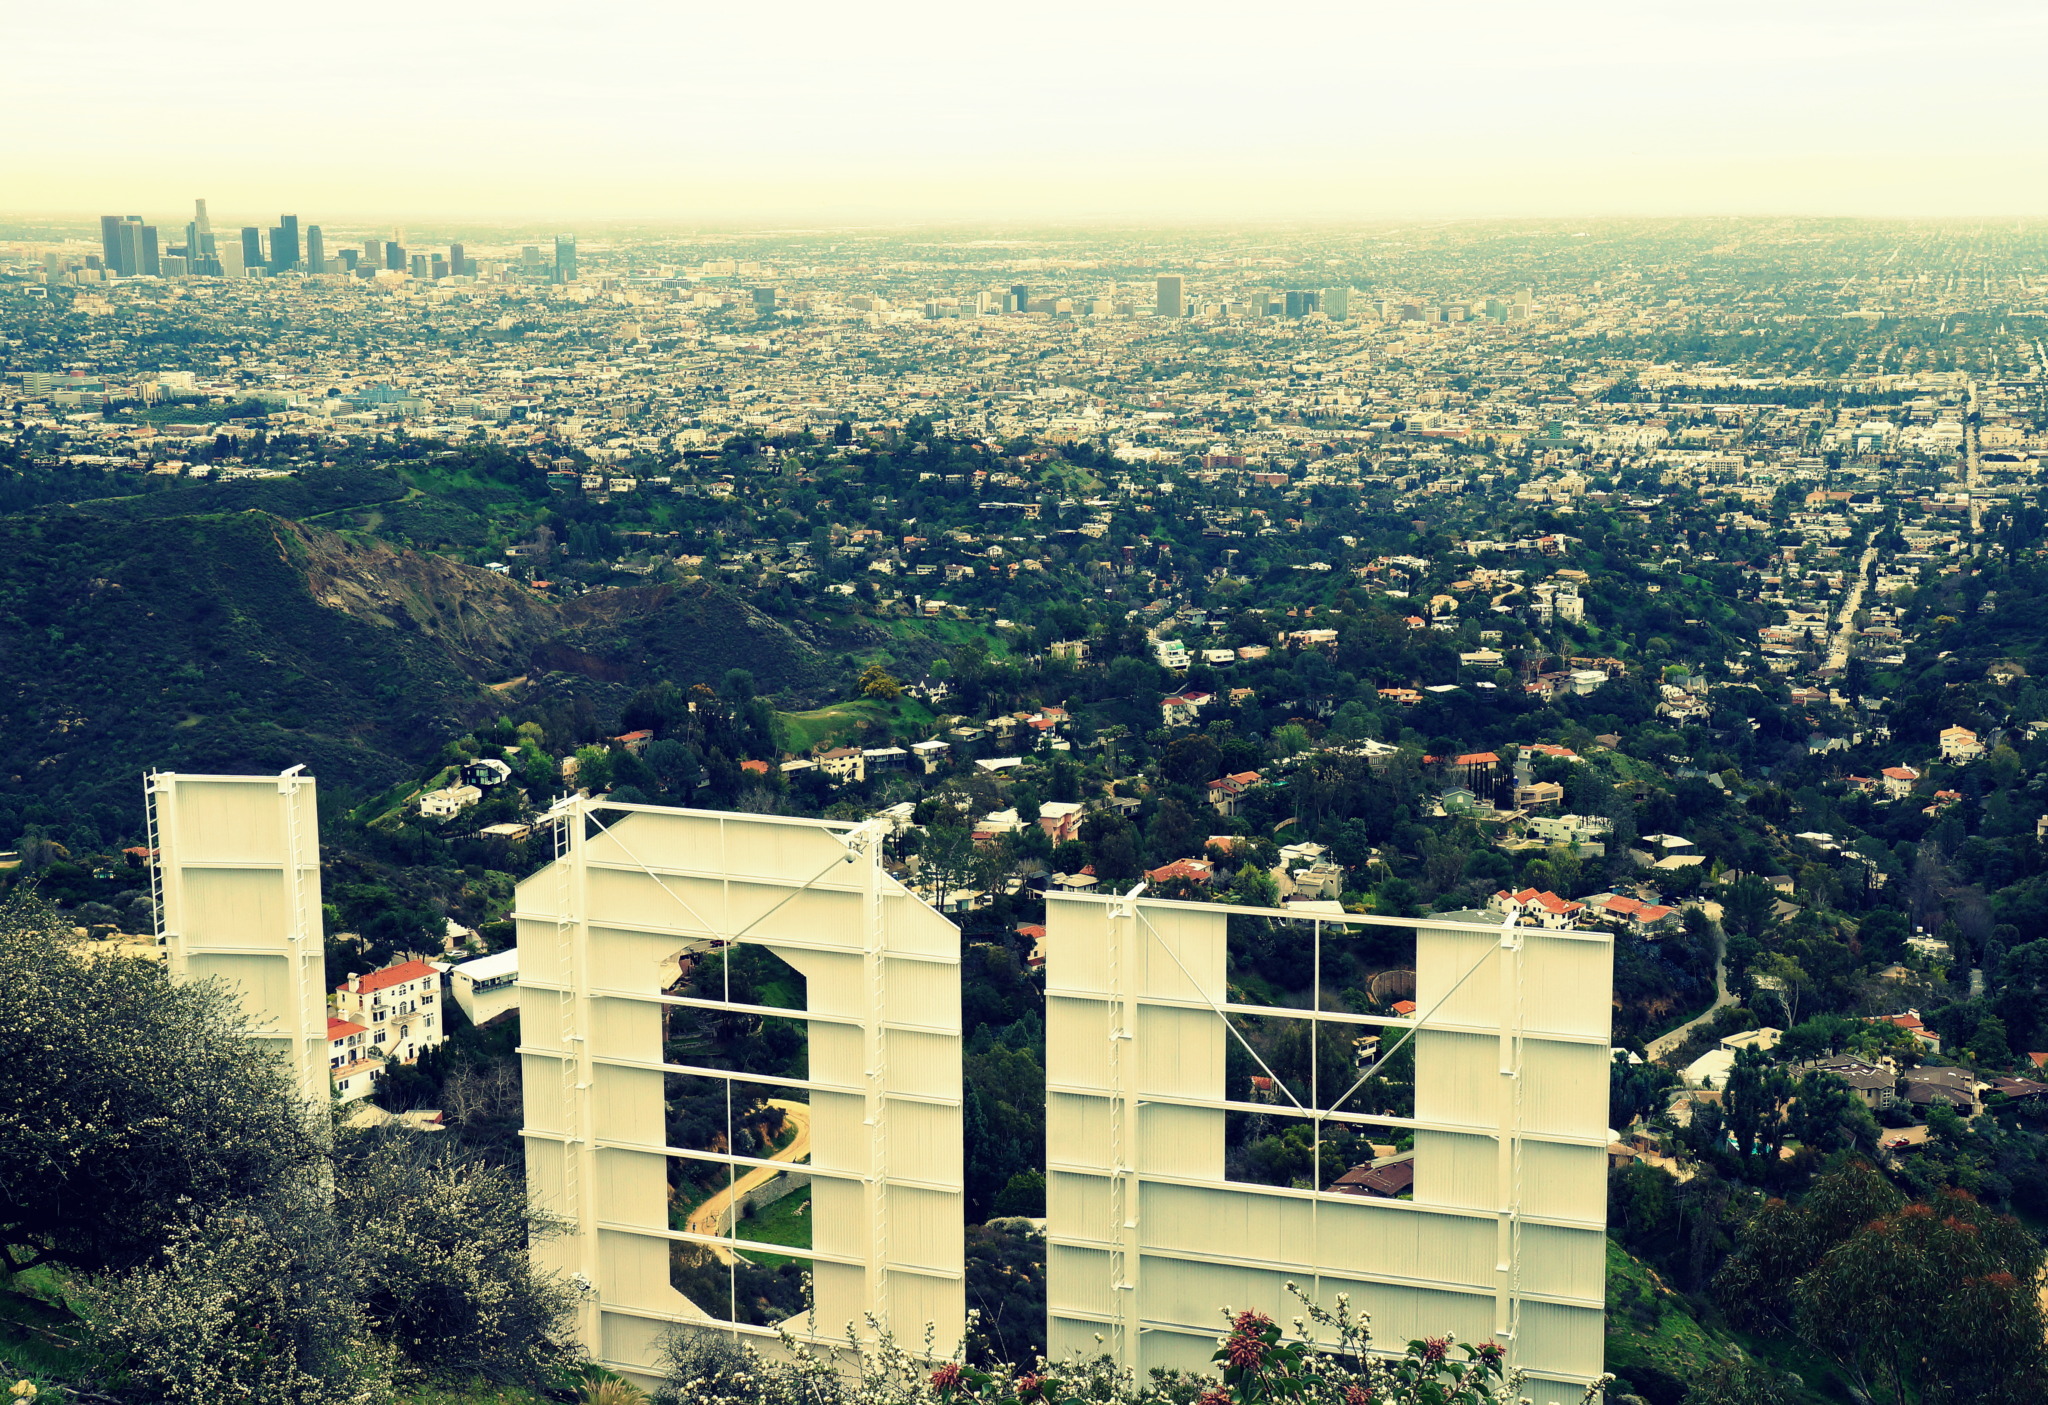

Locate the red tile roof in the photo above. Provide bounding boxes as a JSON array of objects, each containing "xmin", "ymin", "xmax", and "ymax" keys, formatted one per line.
[
  {"xmin": 328, "ymin": 1017, "xmax": 368, "ymax": 1039},
  {"xmin": 339, "ymin": 958, "xmax": 436, "ymax": 995}
]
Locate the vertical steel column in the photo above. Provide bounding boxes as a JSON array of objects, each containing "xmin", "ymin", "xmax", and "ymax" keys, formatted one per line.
[
  {"xmin": 1106, "ymin": 886, "xmax": 1143, "ymax": 1370},
  {"xmin": 556, "ymin": 798, "xmax": 600, "ymax": 1346},
  {"xmin": 277, "ymin": 765, "xmax": 326, "ymax": 1113},
  {"xmin": 857, "ymin": 821, "xmax": 892, "ymax": 1327},
  {"xmin": 1492, "ymin": 914, "xmax": 1525, "ymax": 1359}
]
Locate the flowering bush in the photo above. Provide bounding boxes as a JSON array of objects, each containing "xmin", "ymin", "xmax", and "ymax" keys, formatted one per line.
[{"xmin": 655, "ymin": 1283, "xmax": 1606, "ymax": 1405}]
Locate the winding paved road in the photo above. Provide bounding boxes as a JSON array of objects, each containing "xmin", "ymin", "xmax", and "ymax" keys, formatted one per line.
[
  {"xmin": 1646, "ymin": 927, "xmax": 1731, "ymax": 1060},
  {"xmin": 685, "ymin": 1098, "xmax": 811, "ymax": 1264}
]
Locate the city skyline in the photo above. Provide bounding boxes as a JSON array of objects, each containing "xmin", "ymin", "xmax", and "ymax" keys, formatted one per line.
[{"xmin": 7, "ymin": 1, "xmax": 2048, "ymax": 222}]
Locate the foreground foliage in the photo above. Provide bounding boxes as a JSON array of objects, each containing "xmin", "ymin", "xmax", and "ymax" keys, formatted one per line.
[
  {"xmin": 651, "ymin": 1285, "xmax": 1604, "ymax": 1405},
  {"xmin": 0, "ymin": 892, "xmax": 578, "ymax": 1403}
]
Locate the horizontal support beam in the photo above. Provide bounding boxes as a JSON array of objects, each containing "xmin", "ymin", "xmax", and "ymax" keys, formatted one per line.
[
  {"xmin": 1046, "ymin": 890, "xmax": 1614, "ymax": 943},
  {"xmin": 1044, "ymin": 1234, "xmax": 1601, "ymax": 1312},
  {"xmin": 590, "ymin": 1136, "xmax": 960, "ymax": 1196},
  {"xmin": 508, "ymin": 912, "xmax": 957, "ymax": 965},
  {"xmin": 1046, "ymin": 989, "xmax": 1608, "ymax": 1046},
  {"xmin": 1042, "ymin": 1163, "xmax": 1603, "ymax": 1234},
  {"xmin": 519, "ymin": 1047, "xmax": 961, "ymax": 1108},
  {"xmin": 1043, "ymin": 1082, "xmax": 1607, "ymax": 1148}
]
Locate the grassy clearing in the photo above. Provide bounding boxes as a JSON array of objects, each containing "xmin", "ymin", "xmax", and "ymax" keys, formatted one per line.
[
  {"xmin": 775, "ymin": 697, "xmax": 936, "ymax": 753},
  {"xmin": 735, "ymin": 1183, "xmax": 813, "ymax": 1270},
  {"xmin": 1603, "ymin": 1239, "xmax": 1843, "ymax": 1405},
  {"xmin": 874, "ymin": 614, "xmax": 1016, "ymax": 659}
]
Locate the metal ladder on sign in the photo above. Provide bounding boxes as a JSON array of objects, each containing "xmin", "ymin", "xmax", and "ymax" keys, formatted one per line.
[{"xmin": 278, "ymin": 767, "xmax": 322, "ymax": 1110}]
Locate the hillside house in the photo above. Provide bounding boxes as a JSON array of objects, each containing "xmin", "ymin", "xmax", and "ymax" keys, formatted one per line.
[
  {"xmin": 1580, "ymin": 893, "xmax": 1678, "ymax": 934},
  {"xmin": 1938, "ymin": 726, "xmax": 1984, "ymax": 762},
  {"xmin": 816, "ymin": 747, "xmax": 866, "ymax": 784},
  {"xmin": 1160, "ymin": 691, "xmax": 1212, "ymax": 727},
  {"xmin": 327, "ymin": 1017, "xmax": 383, "ymax": 1102},
  {"xmin": 449, "ymin": 948, "xmax": 519, "ymax": 1025},
  {"xmin": 1879, "ymin": 766, "xmax": 1920, "ymax": 799},
  {"xmin": 334, "ymin": 958, "xmax": 446, "ymax": 1066},
  {"xmin": 1488, "ymin": 887, "xmax": 1584, "ymax": 929},
  {"xmin": 1206, "ymin": 770, "xmax": 1264, "ymax": 816},
  {"xmin": 1145, "ymin": 857, "xmax": 1216, "ymax": 889},
  {"xmin": 419, "ymin": 784, "xmax": 482, "ymax": 819}
]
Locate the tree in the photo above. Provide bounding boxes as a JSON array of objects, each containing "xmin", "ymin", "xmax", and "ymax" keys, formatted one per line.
[
  {"xmin": 916, "ymin": 824, "xmax": 979, "ymax": 907},
  {"xmin": 1718, "ymin": 1161, "xmax": 2047, "ymax": 1405},
  {"xmin": 0, "ymin": 892, "xmax": 322, "ymax": 1275},
  {"xmin": 1721, "ymin": 874, "xmax": 1777, "ymax": 944},
  {"xmin": 335, "ymin": 1128, "xmax": 577, "ymax": 1386},
  {"xmin": 857, "ymin": 663, "xmax": 903, "ymax": 701},
  {"xmin": 1796, "ymin": 1190, "xmax": 2047, "ymax": 1405},
  {"xmin": 85, "ymin": 1186, "xmax": 385, "ymax": 1405}
]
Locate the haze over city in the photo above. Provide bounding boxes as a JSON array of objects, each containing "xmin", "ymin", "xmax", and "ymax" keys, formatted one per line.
[{"xmin": 9, "ymin": 0, "xmax": 2048, "ymax": 222}]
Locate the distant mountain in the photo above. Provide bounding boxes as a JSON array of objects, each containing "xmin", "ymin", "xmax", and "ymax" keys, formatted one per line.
[{"xmin": 0, "ymin": 508, "xmax": 832, "ymax": 847}]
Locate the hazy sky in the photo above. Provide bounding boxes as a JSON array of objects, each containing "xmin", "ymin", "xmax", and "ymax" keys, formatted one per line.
[{"xmin": 8, "ymin": 0, "xmax": 2048, "ymax": 223}]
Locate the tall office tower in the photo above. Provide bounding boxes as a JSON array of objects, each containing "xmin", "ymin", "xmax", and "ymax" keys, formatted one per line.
[
  {"xmin": 363, "ymin": 238, "xmax": 380, "ymax": 270},
  {"xmin": 304, "ymin": 225, "xmax": 325, "ymax": 273},
  {"xmin": 384, "ymin": 240, "xmax": 405, "ymax": 270},
  {"xmin": 272, "ymin": 214, "xmax": 300, "ymax": 271},
  {"xmin": 99, "ymin": 216, "xmax": 131, "ymax": 276},
  {"xmin": 1283, "ymin": 289, "xmax": 1320, "ymax": 318},
  {"xmin": 1322, "ymin": 286, "xmax": 1350, "ymax": 319},
  {"xmin": 218, "ymin": 239, "xmax": 246, "ymax": 278},
  {"xmin": 105, "ymin": 217, "xmax": 155, "ymax": 278},
  {"xmin": 520, "ymin": 245, "xmax": 543, "ymax": 269},
  {"xmin": 241, "ymin": 227, "xmax": 266, "ymax": 271},
  {"xmin": 409, "ymin": 253, "xmax": 431, "ymax": 279},
  {"xmin": 189, "ymin": 197, "xmax": 219, "ymax": 273},
  {"xmin": 429, "ymin": 254, "xmax": 448, "ymax": 281},
  {"xmin": 337, "ymin": 248, "xmax": 360, "ymax": 272},
  {"xmin": 448, "ymin": 242, "xmax": 466, "ymax": 277},
  {"xmin": 1156, "ymin": 274, "xmax": 1184, "ymax": 318},
  {"xmin": 750, "ymin": 285, "xmax": 776, "ymax": 312},
  {"xmin": 552, "ymin": 234, "xmax": 577, "ymax": 283},
  {"xmin": 1008, "ymin": 282, "xmax": 1029, "ymax": 312}
]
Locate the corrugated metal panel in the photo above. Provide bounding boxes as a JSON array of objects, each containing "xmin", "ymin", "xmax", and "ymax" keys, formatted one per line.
[
  {"xmin": 1520, "ymin": 1040, "xmax": 1611, "ymax": 1139},
  {"xmin": 1137, "ymin": 1103, "xmax": 1224, "ymax": 1178},
  {"xmin": 1046, "ymin": 901, "xmax": 1112, "ymax": 995},
  {"xmin": 1049, "ymin": 1243, "xmax": 1117, "ymax": 1316},
  {"xmin": 1316, "ymin": 1198, "xmax": 1494, "ymax": 1290},
  {"xmin": 1047, "ymin": 1091, "xmax": 1112, "ymax": 1170},
  {"xmin": 1520, "ymin": 1141, "xmax": 1607, "ymax": 1225},
  {"xmin": 1517, "ymin": 1300, "xmax": 1607, "ymax": 1378},
  {"xmin": 1415, "ymin": 1028, "xmax": 1499, "ymax": 1128},
  {"xmin": 1519, "ymin": 1223, "xmax": 1606, "ymax": 1303},
  {"xmin": 1139, "ymin": 1180, "xmax": 1313, "ymax": 1263},
  {"xmin": 1046, "ymin": 995, "xmax": 1112, "ymax": 1088},
  {"xmin": 885, "ymin": 1028, "xmax": 960, "ymax": 1098},
  {"xmin": 1136, "ymin": 906, "xmax": 1227, "ymax": 1003},
  {"xmin": 1412, "ymin": 1129, "xmax": 1497, "ymax": 1211},
  {"xmin": 1414, "ymin": 924, "xmax": 1499, "ymax": 1026},
  {"xmin": 1523, "ymin": 932, "xmax": 1615, "ymax": 1039},
  {"xmin": 1048, "ymin": 1170, "xmax": 1114, "ymax": 1242},
  {"xmin": 591, "ymin": 1064, "xmax": 663, "ymax": 1145},
  {"xmin": 1135, "ymin": 1005, "xmax": 1224, "ymax": 1099}
]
